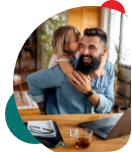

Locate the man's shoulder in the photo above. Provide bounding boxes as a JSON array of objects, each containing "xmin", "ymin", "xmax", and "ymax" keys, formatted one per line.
[
  {"xmin": 43, "ymin": 64, "xmax": 66, "ymax": 77},
  {"xmin": 104, "ymin": 60, "xmax": 114, "ymax": 77},
  {"xmin": 104, "ymin": 60, "xmax": 114, "ymax": 70},
  {"xmin": 70, "ymin": 59, "xmax": 79, "ymax": 70}
]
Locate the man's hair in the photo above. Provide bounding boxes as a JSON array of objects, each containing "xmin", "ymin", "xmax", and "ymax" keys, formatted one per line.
[
  {"xmin": 83, "ymin": 28, "xmax": 107, "ymax": 46},
  {"xmin": 51, "ymin": 25, "xmax": 81, "ymax": 58}
]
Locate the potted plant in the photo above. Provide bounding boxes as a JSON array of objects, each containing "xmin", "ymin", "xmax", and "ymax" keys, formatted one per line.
[
  {"xmin": 113, "ymin": 13, "xmax": 131, "ymax": 113},
  {"xmin": 114, "ymin": 43, "xmax": 131, "ymax": 113}
]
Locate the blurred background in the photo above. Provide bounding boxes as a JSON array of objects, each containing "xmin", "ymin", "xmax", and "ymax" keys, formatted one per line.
[{"xmin": 13, "ymin": 6, "xmax": 131, "ymax": 114}]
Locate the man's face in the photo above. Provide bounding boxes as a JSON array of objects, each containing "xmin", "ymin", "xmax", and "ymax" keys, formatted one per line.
[{"xmin": 77, "ymin": 36, "xmax": 105, "ymax": 75}]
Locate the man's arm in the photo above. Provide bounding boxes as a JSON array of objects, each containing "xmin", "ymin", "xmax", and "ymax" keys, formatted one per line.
[
  {"xmin": 37, "ymin": 102, "xmax": 47, "ymax": 115},
  {"xmin": 69, "ymin": 71, "xmax": 100, "ymax": 108},
  {"xmin": 69, "ymin": 68, "xmax": 114, "ymax": 113},
  {"xmin": 95, "ymin": 66, "xmax": 114, "ymax": 113},
  {"xmin": 27, "ymin": 66, "xmax": 65, "ymax": 114}
]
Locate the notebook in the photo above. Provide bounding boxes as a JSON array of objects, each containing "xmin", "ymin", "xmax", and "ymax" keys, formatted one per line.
[
  {"xmin": 79, "ymin": 108, "xmax": 131, "ymax": 139},
  {"xmin": 25, "ymin": 121, "xmax": 63, "ymax": 141},
  {"xmin": 28, "ymin": 120, "xmax": 56, "ymax": 137}
]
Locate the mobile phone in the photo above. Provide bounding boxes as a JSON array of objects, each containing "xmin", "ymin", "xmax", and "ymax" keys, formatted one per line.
[{"xmin": 36, "ymin": 137, "xmax": 61, "ymax": 148}]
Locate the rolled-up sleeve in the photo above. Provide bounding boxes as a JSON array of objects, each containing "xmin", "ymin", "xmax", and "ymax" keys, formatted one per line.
[
  {"xmin": 27, "ymin": 66, "xmax": 65, "ymax": 103},
  {"xmin": 95, "ymin": 65, "xmax": 115, "ymax": 113}
]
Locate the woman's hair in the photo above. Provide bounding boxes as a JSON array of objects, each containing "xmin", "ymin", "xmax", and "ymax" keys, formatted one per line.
[{"xmin": 51, "ymin": 25, "xmax": 81, "ymax": 58}]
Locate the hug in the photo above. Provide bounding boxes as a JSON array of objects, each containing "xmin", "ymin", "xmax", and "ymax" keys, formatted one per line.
[{"xmin": 27, "ymin": 26, "xmax": 114, "ymax": 115}]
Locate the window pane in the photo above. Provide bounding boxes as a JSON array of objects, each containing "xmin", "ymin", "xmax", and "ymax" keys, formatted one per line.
[
  {"xmin": 120, "ymin": 14, "xmax": 132, "ymax": 65},
  {"xmin": 108, "ymin": 10, "xmax": 121, "ymax": 67}
]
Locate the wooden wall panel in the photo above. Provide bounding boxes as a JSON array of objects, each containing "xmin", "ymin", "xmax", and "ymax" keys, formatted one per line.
[
  {"xmin": 68, "ymin": 7, "xmax": 83, "ymax": 33},
  {"xmin": 68, "ymin": 6, "xmax": 101, "ymax": 35},
  {"xmin": 86, "ymin": 7, "xmax": 101, "ymax": 28}
]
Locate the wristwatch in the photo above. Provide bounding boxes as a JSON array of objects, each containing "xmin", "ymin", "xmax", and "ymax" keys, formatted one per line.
[{"xmin": 85, "ymin": 89, "xmax": 93, "ymax": 97}]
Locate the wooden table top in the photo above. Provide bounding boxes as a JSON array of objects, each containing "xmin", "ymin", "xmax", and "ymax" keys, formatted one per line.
[{"xmin": 21, "ymin": 113, "xmax": 130, "ymax": 152}]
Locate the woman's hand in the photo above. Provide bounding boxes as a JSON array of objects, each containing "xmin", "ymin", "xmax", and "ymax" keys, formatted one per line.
[{"xmin": 90, "ymin": 68, "xmax": 107, "ymax": 79}]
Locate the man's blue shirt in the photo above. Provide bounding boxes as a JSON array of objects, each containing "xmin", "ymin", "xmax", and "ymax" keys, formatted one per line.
[{"xmin": 27, "ymin": 59, "xmax": 114, "ymax": 114}]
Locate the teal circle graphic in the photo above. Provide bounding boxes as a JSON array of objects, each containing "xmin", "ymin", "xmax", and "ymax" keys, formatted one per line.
[{"xmin": 5, "ymin": 93, "xmax": 40, "ymax": 144}]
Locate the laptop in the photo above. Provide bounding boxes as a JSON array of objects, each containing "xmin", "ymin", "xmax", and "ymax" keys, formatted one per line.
[{"xmin": 79, "ymin": 108, "xmax": 131, "ymax": 139}]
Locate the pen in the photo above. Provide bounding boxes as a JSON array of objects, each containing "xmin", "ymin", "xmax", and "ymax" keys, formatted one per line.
[{"xmin": 49, "ymin": 121, "xmax": 54, "ymax": 131}]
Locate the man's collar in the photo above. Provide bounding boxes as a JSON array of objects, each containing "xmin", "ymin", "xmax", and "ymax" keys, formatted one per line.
[{"xmin": 70, "ymin": 58, "xmax": 79, "ymax": 70}]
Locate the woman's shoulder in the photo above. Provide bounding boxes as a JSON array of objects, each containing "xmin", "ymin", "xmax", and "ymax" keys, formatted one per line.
[{"xmin": 48, "ymin": 54, "xmax": 58, "ymax": 68}]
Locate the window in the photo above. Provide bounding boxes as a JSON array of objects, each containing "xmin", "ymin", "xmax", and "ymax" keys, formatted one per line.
[
  {"xmin": 120, "ymin": 14, "xmax": 131, "ymax": 65},
  {"xmin": 107, "ymin": 10, "xmax": 131, "ymax": 66},
  {"xmin": 106, "ymin": 9, "xmax": 121, "ymax": 66}
]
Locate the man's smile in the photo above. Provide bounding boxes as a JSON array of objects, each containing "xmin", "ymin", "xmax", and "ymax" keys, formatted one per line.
[{"xmin": 83, "ymin": 56, "xmax": 92, "ymax": 64}]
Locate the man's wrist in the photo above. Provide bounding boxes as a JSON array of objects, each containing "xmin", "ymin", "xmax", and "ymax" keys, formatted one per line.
[
  {"xmin": 85, "ymin": 90, "xmax": 99, "ymax": 108},
  {"xmin": 84, "ymin": 87, "xmax": 92, "ymax": 94},
  {"xmin": 84, "ymin": 88, "xmax": 93, "ymax": 97}
]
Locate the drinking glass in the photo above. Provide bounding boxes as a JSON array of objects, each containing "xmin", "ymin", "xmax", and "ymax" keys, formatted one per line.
[{"xmin": 70, "ymin": 128, "xmax": 93, "ymax": 149}]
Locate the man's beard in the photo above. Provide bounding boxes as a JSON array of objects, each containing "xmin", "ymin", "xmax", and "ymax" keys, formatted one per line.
[{"xmin": 77, "ymin": 54, "xmax": 102, "ymax": 75}]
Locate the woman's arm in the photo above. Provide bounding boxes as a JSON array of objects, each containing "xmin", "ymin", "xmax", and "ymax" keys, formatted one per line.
[
  {"xmin": 99, "ymin": 52, "xmax": 107, "ymax": 69},
  {"xmin": 59, "ymin": 61, "xmax": 74, "ymax": 78},
  {"xmin": 59, "ymin": 53, "xmax": 107, "ymax": 79},
  {"xmin": 90, "ymin": 53, "xmax": 107, "ymax": 79}
]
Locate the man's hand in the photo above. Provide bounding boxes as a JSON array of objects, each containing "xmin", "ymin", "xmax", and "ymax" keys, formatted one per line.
[
  {"xmin": 69, "ymin": 71, "xmax": 92, "ymax": 94},
  {"xmin": 39, "ymin": 111, "xmax": 47, "ymax": 115},
  {"xmin": 37, "ymin": 102, "xmax": 47, "ymax": 115},
  {"xmin": 90, "ymin": 68, "xmax": 107, "ymax": 79}
]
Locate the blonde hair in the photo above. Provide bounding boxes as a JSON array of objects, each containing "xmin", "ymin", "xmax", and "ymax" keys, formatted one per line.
[{"xmin": 51, "ymin": 25, "xmax": 81, "ymax": 58}]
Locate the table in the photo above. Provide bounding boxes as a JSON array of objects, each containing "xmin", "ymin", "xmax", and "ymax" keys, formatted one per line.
[{"xmin": 21, "ymin": 114, "xmax": 130, "ymax": 152}]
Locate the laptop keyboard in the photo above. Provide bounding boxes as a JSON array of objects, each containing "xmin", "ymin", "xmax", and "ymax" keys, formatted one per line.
[{"xmin": 96, "ymin": 125, "xmax": 114, "ymax": 135}]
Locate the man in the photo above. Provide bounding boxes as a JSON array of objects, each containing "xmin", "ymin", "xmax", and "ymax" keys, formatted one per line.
[{"xmin": 27, "ymin": 28, "xmax": 114, "ymax": 114}]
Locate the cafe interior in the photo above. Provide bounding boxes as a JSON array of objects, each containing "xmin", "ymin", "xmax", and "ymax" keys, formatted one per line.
[{"xmin": 13, "ymin": 6, "xmax": 131, "ymax": 151}]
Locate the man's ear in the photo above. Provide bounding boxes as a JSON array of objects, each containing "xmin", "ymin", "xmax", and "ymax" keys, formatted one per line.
[{"xmin": 102, "ymin": 46, "xmax": 107, "ymax": 56}]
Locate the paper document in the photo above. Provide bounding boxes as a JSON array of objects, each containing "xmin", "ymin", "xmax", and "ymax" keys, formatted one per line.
[{"xmin": 28, "ymin": 120, "xmax": 56, "ymax": 137}]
